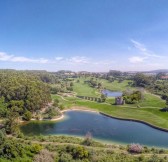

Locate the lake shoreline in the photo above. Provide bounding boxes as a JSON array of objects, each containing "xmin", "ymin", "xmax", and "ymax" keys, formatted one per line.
[
  {"xmin": 26, "ymin": 107, "xmax": 99, "ymax": 122},
  {"xmin": 22, "ymin": 106, "xmax": 168, "ymax": 133},
  {"xmin": 63, "ymin": 107, "xmax": 168, "ymax": 133},
  {"xmin": 61, "ymin": 106, "xmax": 168, "ymax": 133},
  {"xmin": 99, "ymin": 112, "xmax": 168, "ymax": 132},
  {"xmin": 50, "ymin": 107, "xmax": 99, "ymax": 121},
  {"xmin": 20, "ymin": 106, "xmax": 168, "ymax": 148}
]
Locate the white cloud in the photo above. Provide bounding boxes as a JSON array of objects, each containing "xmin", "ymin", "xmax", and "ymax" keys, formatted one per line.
[
  {"xmin": 130, "ymin": 39, "xmax": 162, "ymax": 58},
  {"xmin": 129, "ymin": 56, "xmax": 147, "ymax": 63},
  {"xmin": 130, "ymin": 39, "xmax": 147, "ymax": 53},
  {"xmin": 0, "ymin": 52, "xmax": 92, "ymax": 65},
  {"xmin": 54, "ymin": 56, "xmax": 90, "ymax": 64},
  {"xmin": 38, "ymin": 58, "xmax": 49, "ymax": 63},
  {"xmin": 55, "ymin": 57, "xmax": 64, "ymax": 61},
  {"xmin": 0, "ymin": 52, "xmax": 13, "ymax": 61},
  {"xmin": 0, "ymin": 52, "xmax": 48, "ymax": 63},
  {"xmin": 68, "ymin": 56, "xmax": 89, "ymax": 64},
  {"xmin": 129, "ymin": 39, "xmax": 165, "ymax": 64},
  {"xmin": 0, "ymin": 52, "xmax": 117, "ymax": 71},
  {"xmin": 93, "ymin": 60, "xmax": 115, "ymax": 65}
]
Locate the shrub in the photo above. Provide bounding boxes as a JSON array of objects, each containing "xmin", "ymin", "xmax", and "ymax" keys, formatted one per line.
[
  {"xmin": 128, "ymin": 143, "xmax": 143, "ymax": 154},
  {"xmin": 123, "ymin": 90, "xmax": 142, "ymax": 104},
  {"xmin": 138, "ymin": 155, "xmax": 145, "ymax": 161},
  {"xmin": 82, "ymin": 132, "xmax": 93, "ymax": 146},
  {"xmin": 30, "ymin": 144, "xmax": 43, "ymax": 154},
  {"xmin": 33, "ymin": 149, "xmax": 55, "ymax": 162},
  {"xmin": 66, "ymin": 145, "xmax": 89, "ymax": 159},
  {"xmin": 17, "ymin": 132, "xmax": 24, "ymax": 138},
  {"xmin": 59, "ymin": 153, "xmax": 73, "ymax": 162},
  {"xmin": 23, "ymin": 111, "xmax": 32, "ymax": 121},
  {"xmin": 59, "ymin": 104, "xmax": 65, "ymax": 110},
  {"xmin": 0, "ymin": 128, "xmax": 6, "ymax": 145},
  {"xmin": 159, "ymin": 149, "xmax": 165, "ymax": 154}
]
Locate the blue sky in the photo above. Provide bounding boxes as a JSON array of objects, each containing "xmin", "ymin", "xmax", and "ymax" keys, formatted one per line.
[{"xmin": 0, "ymin": 0, "xmax": 168, "ymax": 72}]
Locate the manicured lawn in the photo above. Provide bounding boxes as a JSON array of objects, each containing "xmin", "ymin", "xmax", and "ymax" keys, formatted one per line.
[
  {"xmin": 51, "ymin": 77, "xmax": 168, "ymax": 129},
  {"xmin": 52, "ymin": 90, "xmax": 168, "ymax": 129},
  {"xmin": 106, "ymin": 97, "xmax": 115, "ymax": 104},
  {"xmin": 73, "ymin": 77, "xmax": 135, "ymax": 97},
  {"xmin": 73, "ymin": 78, "xmax": 100, "ymax": 97},
  {"xmin": 138, "ymin": 93, "xmax": 166, "ymax": 108},
  {"xmin": 99, "ymin": 79, "xmax": 134, "ymax": 91},
  {"xmin": 74, "ymin": 99, "xmax": 168, "ymax": 129}
]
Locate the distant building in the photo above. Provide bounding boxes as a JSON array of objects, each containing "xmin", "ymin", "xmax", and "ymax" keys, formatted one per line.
[
  {"xmin": 161, "ymin": 76, "xmax": 168, "ymax": 80},
  {"xmin": 115, "ymin": 97, "xmax": 125, "ymax": 105}
]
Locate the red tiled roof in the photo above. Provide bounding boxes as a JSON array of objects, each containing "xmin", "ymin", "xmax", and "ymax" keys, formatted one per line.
[{"xmin": 161, "ymin": 76, "xmax": 168, "ymax": 79}]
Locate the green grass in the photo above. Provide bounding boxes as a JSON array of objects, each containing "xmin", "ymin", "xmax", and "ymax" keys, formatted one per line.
[
  {"xmin": 51, "ymin": 77, "xmax": 168, "ymax": 130},
  {"xmin": 99, "ymin": 79, "xmax": 134, "ymax": 91},
  {"xmin": 73, "ymin": 77, "xmax": 134, "ymax": 97},
  {"xmin": 74, "ymin": 99, "xmax": 168, "ymax": 129},
  {"xmin": 138, "ymin": 93, "xmax": 166, "ymax": 108},
  {"xmin": 105, "ymin": 97, "xmax": 115, "ymax": 104},
  {"xmin": 73, "ymin": 78, "xmax": 100, "ymax": 97},
  {"xmin": 52, "ymin": 90, "xmax": 168, "ymax": 130}
]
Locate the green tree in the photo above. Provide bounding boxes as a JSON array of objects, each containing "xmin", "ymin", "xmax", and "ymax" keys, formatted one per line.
[
  {"xmin": 5, "ymin": 107, "xmax": 20, "ymax": 134},
  {"xmin": 101, "ymin": 94, "xmax": 107, "ymax": 102},
  {"xmin": 23, "ymin": 110, "xmax": 32, "ymax": 121},
  {"xmin": 0, "ymin": 97, "xmax": 8, "ymax": 118},
  {"xmin": 0, "ymin": 128, "xmax": 6, "ymax": 145},
  {"xmin": 134, "ymin": 73, "xmax": 154, "ymax": 87}
]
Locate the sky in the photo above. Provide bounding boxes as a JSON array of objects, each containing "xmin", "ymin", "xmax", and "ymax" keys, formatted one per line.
[{"xmin": 0, "ymin": 0, "xmax": 168, "ymax": 72}]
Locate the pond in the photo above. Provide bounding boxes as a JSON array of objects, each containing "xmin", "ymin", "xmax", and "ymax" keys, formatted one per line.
[
  {"xmin": 102, "ymin": 89, "xmax": 123, "ymax": 97},
  {"xmin": 20, "ymin": 110, "xmax": 168, "ymax": 148}
]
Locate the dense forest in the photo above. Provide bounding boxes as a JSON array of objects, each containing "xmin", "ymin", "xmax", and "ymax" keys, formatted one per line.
[
  {"xmin": 0, "ymin": 71, "xmax": 51, "ymax": 113},
  {"xmin": 0, "ymin": 71, "xmax": 51, "ymax": 134}
]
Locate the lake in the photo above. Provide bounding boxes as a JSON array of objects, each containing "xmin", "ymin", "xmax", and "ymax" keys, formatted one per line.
[
  {"xmin": 20, "ymin": 110, "xmax": 168, "ymax": 148},
  {"xmin": 102, "ymin": 89, "xmax": 123, "ymax": 97}
]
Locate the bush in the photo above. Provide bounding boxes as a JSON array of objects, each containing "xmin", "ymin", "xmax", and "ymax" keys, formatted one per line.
[
  {"xmin": 43, "ymin": 107, "xmax": 61, "ymax": 119},
  {"xmin": 33, "ymin": 149, "xmax": 55, "ymax": 162},
  {"xmin": 59, "ymin": 153, "xmax": 73, "ymax": 162},
  {"xmin": 59, "ymin": 104, "xmax": 65, "ymax": 110},
  {"xmin": 128, "ymin": 143, "xmax": 143, "ymax": 154},
  {"xmin": 30, "ymin": 144, "xmax": 43, "ymax": 154},
  {"xmin": 159, "ymin": 149, "xmax": 165, "ymax": 154},
  {"xmin": 66, "ymin": 145, "xmax": 89, "ymax": 159},
  {"xmin": 82, "ymin": 132, "xmax": 93, "ymax": 146},
  {"xmin": 123, "ymin": 90, "xmax": 142, "ymax": 104},
  {"xmin": 0, "ymin": 128, "xmax": 6, "ymax": 145},
  {"xmin": 0, "ymin": 139, "xmax": 40, "ymax": 160},
  {"xmin": 138, "ymin": 155, "xmax": 145, "ymax": 161},
  {"xmin": 17, "ymin": 132, "xmax": 24, "ymax": 138},
  {"xmin": 23, "ymin": 111, "xmax": 32, "ymax": 121}
]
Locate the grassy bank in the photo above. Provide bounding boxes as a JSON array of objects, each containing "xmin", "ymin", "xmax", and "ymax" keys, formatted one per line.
[
  {"xmin": 8, "ymin": 135, "xmax": 168, "ymax": 162},
  {"xmin": 50, "ymin": 77, "xmax": 168, "ymax": 130},
  {"xmin": 73, "ymin": 77, "xmax": 134, "ymax": 95},
  {"xmin": 100, "ymin": 79, "xmax": 134, "ymax": 91},
  {"xmin": 52, "ymin": 91, "xmax": 168, "ymax": 130}
]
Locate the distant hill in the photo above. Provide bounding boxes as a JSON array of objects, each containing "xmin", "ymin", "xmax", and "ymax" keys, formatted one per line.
[{"xmin": 147, "ymin": 69, "xmax": 168, "ymax": 73}]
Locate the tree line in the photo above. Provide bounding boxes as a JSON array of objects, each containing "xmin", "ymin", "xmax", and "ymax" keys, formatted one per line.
[{"xmin": 0, "ymin": 71, "xmax": 51, "ymax": 134}]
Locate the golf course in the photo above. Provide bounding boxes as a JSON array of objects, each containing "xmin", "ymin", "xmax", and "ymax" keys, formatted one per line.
[{"xmin": 52, "ymin": 77, "xmax": 168, "ymax": 130}]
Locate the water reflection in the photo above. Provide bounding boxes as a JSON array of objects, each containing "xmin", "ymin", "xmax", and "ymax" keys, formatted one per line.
[{"xmin": 21, "ymin": 110, "xmax": 168, "ymax": 148}]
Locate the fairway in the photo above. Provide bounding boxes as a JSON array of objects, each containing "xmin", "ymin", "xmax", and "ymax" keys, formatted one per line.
[
  {"xmin": 73, "ymin": 77, "xmax": 134, "ymax": 96},
  {"xmin": 52, "ymin": 77, "xmax": 168, "ymax": 130},
  {"xmin": 73, "ymin": 78, "xmax": 100, "ymax": 97},
  {"xmin": 100, "ymin": 79, "xmax": 134, "ymax": 91},
  {"xmin": 50, "ymin": 76, "xmax": 168, "ymax": 130}
]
